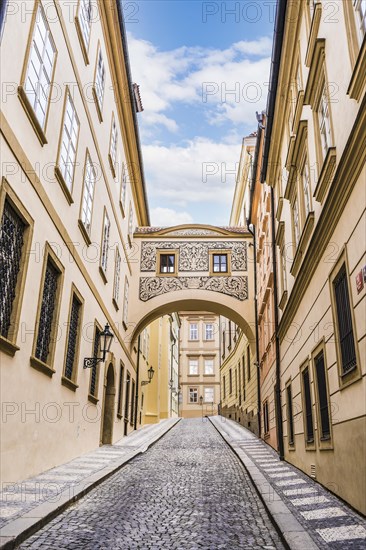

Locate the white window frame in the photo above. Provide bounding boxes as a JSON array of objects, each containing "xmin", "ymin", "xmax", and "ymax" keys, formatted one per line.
[
  {"xmin": 123, "ymin": 278, "xmax": 129, "ymax": 327},
  {"xmin": 189, "ymin": 323, "xmax": 198, "ymax": 340},
  {"xmin": 205, "ymin": 323, "xmax": 214, "ymax": 340},
  {"xmin": 189, "ymin": 387, "xmax": 198, "ymax": 403},
  {"xmin": 78, "ymin": 0, "xmax": 92, "ymax": 51},
  {"xmin": 293, "ymin": 197, "xmax": 300, "ymax": 247},
  {"xmin": 58, "ymin": 92, "xmax": 80, "ymax": 192},
  {"xmin": 128, "ymin": 202, "xmax": 133, "ymax": 244},
  {"xmin": 94, "ymin": 46, "xmax": 105, "ymax": 113},
  {"xmin": 317, "ymin": 83, "xmax": 332, "ymax": 160},
  {"xmin": 109, "ymin": 114, "xmax": 118, "ymax": 175},
  {"xmin": 204, "ymin": 358, "xmax": 214, "ymax": 375},
  {"xmin": 100, "ymin": 210, "xmax": 110, "ymax": 273},
  {"xmin": 24, "ymin": 4, "xmax": 56, "ymax": 129},
  {"xmin": 188, "ymin": 358, "xmax": 199, "ymax": 375},
  {"xmin": 80, "ymin": 153, "xmax": 96, "ymax": 235},
  {"xmin": 113, "ymin": 247, "xmax": 121, "ymax": 305},
  {"xmin": 204, "ymin": 387, "xmax": 214, "ymax": 403},
  {"xmin": 301, "ymin": 156, "xmax": 312, "ymax": 218},
  {"xmin": 120, "ymin": 163, "xmax": 127, "ymax": 211}
]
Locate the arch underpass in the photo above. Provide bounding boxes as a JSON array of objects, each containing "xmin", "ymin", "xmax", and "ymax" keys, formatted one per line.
[{"xmin": 128, "ymin": 224, "xmax": 255, "ymax": 349}]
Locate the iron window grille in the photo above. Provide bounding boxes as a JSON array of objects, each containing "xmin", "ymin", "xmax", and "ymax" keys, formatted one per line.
[
  {"xmin": 35, "ymin": 260, "xmax": 59, "ymax": 363},
  {"xmin": 0, "ymin": 201, "xmax": 26, "ymax": 339},
  {"xmin": 89, "ymin": 326, "xmax": 101, "ymax": 396},
  {"xmin": 64, "ymin": 295, "xmax": 81, "ymax": 380},
  {"xmin": 302, "ymin": 367, "xmax": 314, "ymax": 443},
  {"xmin": 315, "ymin": 351, "xmax": 331, "ymax": 440},
  {"xmin": 124, "ymin": 373, "xmax": 131, "ymax": 422},
  {"xmin": 213, "ymin": 253, "xmax": 228, "ymax": 273},
  {"xmin": 286, "ymin": 384, "xmax": 295, "ymax": 446},
  {"xmin": 117, "ymin": 363, "xmax": 124, "ymax": 416},
  {"xmin": 263, "ymin": 401, "xmax": 269, "ymax": 434},
  {"xmin": 130, "ymin": 380, "xmax": 135, "ymax": 425},
  {"xmin": 333, "ymin": 264, "xmax": 357, "ymax": 375}
]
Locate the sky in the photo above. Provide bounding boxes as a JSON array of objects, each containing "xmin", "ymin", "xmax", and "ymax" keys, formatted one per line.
[{"xmin": 123, "ymin": 1, "xmax": 276, "ymax": 226}]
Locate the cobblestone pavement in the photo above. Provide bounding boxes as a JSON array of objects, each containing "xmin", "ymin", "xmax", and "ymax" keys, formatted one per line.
[{"xmin": 18, "ymin": 419, "xmax": 285, "ymax": 549}]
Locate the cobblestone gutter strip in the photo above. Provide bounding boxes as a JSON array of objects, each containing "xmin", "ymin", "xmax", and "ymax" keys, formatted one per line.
[
  {"xmin": 0, "ymin": 418, "xmax": 180, "ymax": 550},
  {"xmin": 209, "ymin": 416, "xmax": 320, "ymax": 550}
]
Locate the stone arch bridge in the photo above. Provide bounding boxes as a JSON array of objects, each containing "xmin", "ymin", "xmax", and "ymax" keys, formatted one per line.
[{"xmin": 128, "ymin": 224, "xmax": 255, "ymax": 350}]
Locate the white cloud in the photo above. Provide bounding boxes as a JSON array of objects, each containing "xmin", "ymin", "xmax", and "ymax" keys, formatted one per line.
[{"xmin": 150, "ymin": 207, "xmax": 193, "ymax": 226}]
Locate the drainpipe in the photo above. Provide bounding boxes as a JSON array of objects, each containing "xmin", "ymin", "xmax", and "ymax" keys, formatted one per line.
[
  {"xmin": 247, "ymin": 224, "xmax": 261, "ymax": 439},
  {"xmin": 134, "ymin": 335, "xmax": 141, "ymax": 431},
  {"xmin": 271, "ymin": 188, "xmax": 284, "ymax": 460}
]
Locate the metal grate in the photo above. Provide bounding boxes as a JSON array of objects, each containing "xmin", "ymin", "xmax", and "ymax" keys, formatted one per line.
[
  {"xmin": 35, "ymin": 260, "xmax": 59, "ymax": 363},
  {"xmin": 89, "ymin": 326, "xmax": 101, "ymax": 396},
  {"xmin": 286, "ymin": 384, "xmax": 294, "ymax": 445},
  {"xmin": 0, "ymin": 201, "xmax": 26, "ymax": 338},
  {"xmin": 334, "ymin": 264, "xmax": 357, "ymax": 375},
  {"xmin": 64, "ymin": 295, "xmax": 81, "ymax": 380},
  {"xmin": 303, "ymin": 367, "xmax": 314, "ymax": 443},
  {"xmin": 315, "ymin": 351, "xmax": 330, "ymax": 440}
]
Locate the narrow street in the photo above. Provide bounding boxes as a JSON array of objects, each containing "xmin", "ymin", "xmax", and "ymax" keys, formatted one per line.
[{"xmin": 18, "ymin": 419, "xmax": 284, "ymax": 550}]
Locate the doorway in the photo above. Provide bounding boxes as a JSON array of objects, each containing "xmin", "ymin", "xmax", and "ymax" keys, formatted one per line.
[{"xmin": 101, "ymin": 363, "xmax": 116, "ymax": 445}]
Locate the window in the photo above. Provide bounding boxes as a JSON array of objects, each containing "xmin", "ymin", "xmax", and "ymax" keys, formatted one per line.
[
  {"xmin": 229, "ymin": 369, "xmax": 233, "ymax": 394},
  {"xmin": 205, "ymin": 323, "xmax": 214, "ymax": 340},
  {"xmin": 204, "ymin": 358, "xmax": 214, "ymax": 375},
  {"xmin": 317, "ymin": 82, "xmax": 332, "ymax": 161},
  {"xmin": 213, "ymin": 253, "xmax": 228, "ymax": 273},
  {"xmin": 301, "ymin": 156, "xmax": 311, "ymax": 218},
  {"xmin": 333, "ymin": 264, "xmax": 357, "ymax": 375},
  {"xmin": 286, "ymin": 383, "xmax": 295, "ymax": 446},
  {"xmin": 235, "ymin": 369, "xmax": 238, "ymax": 397},
  {"xmin": 125, "ymin": 372, "xmax": 131, "ymax": 422},
  {"xmin": 120, "ymin": 163, "xmax": 127, "ymax": 212},
  {"xmin": 354, "ymin": 0, "xmax": 366, "ymax": 40},
  {"xmin": 123, "ymin": 278, "xmax": 129, "ymax": 327},
  {"xmin": 100, "ymin": 210, "xmax": 110, "ymax": 275},
  {"xmin": 109, "ymin": 114, "xmax": 118, "ymax": 176},
  {"xmin": 189, "ymin": 323, "xmax": 198, "ymax": 340},
  {"xmin": 302, "ymin": 366, "xmax": 314, "ymax": 444},
  {"xmin": 63, "ymin": 289, "xmax": 83, "ymax": 385},
  {"xmin": 247, "ymin": 346, "xmax": 251, "ymax": 380},
  {"xmin": 56, "ymin": 91, "xmax": 79, "ymax": 199},
  {"xmin": 222, "ymin": 375, "xmax": 226, "ymax": 399},
  {"xmin": 314, "ymin": 350, "xmax": 331, "ymax": 440},
  {"xmin": 23, "ymin": 3, "xmax": 56, "ymax": 131},
  {"xmin": 128, "ymin": 203, "xmax": 133, "ymax": 244},
  {"xmin": 76, "ymin": 0, "xmax": 92, "ymax": 55},
  {"xmin": 263, "ymin": 401, "xmax": 269, "ymax": 434},
  {"xmin": 130, "ymin": 379, "xmax": 135, "ymax": 426},
  {"xmin": 94, "ymin": 46, "xmax": 105, "ymax": 119},
  {"xmin": 34, "ymin": 260, "xmax": 60, "ymax": 363},
  {"xmin": 189, "ymin": 387, "xmax": 198, "ymax": 403},
  {"xmin": 113, "ymin": 248, "xmax": 121, "ymax": 307},
  {"xmin": 0, "ymin": 200, "xmax": 26, "ymax": 341},
  {"xmin": 89, "ymin": 324, "xmax": 101, "ymax": 399},
  {"xmin": 117, "ymin": 362, "xmax": 124, "ymax": 417},
  {"xmin": 80, "ymin": 153, "xmax": 96, "ymax": 238},
  {"xmin": 189, "ymin": 358, "xmax": 199, "ymax": 375},
  {"xmin": 160, "ymin": 254, "xmax": 175, "ymax": 274},
  {"xmin": 204, "ymin": 387, "xmax": 214, "ymax": 403}
]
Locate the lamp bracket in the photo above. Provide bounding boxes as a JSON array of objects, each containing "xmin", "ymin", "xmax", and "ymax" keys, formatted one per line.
[{"xmin": 83, "ymin": 357, "xmax": 103, "ymax": 369}]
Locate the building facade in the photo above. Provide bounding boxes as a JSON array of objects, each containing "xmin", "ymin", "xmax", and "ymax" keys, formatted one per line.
[
  {"xmin": 259, "ymin": 0, "xmax": 366, "ymax": 514},
  {"xmin": 179, "ymin": 312, "xmax": 220, "ymax": 419}
]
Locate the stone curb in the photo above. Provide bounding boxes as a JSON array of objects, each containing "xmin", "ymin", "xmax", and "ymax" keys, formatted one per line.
[
  {"xmin": 209, "ymin": 416, "xmax": 320, "ymax": 550},
  {"xmin": 0, "ymin": 418, "xmax": 181, "ymax": 550}
]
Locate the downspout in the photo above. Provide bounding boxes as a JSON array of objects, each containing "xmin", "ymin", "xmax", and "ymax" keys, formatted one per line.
[
  {"xmin": 271, "ymin": 188, "xmax": 284, "ymax": 460},
  {"xmin": 247, "ymin": 224, "xmax": 261, "ymax": 439},
  {"xmin": 134, "ymin": 335, "xmax": 141, "ymax": 431}
]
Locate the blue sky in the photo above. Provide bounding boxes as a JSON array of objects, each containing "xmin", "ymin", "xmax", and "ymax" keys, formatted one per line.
[{"xmin": 123, "ymin": 1, "xmax": 275, "ymax": 226}]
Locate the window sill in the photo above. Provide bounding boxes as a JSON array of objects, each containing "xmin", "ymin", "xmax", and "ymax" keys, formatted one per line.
[
  {"xmin": 347, "ymin": 34, "xmax": 366, "ymax": 101},
  {"xmin": 117, "ymin": 412, "xmax": 123, "ymax": 419},
  {"xmin": 338, "ymin": 364, "xmax": 361, "ymax": 390},
  {"xmin": 0, "ymin": 336, "xmax": 20, "ymax": 357},
  {"xmin": 18, "ymin": 86, "xmax": 48, "ymax": 146},
  {"xmin": 30, "ymin": 356, "xmax": 55, "ymax": 377},
  {"xmin": 92, "ymin": 87, "xmax": 103, "ymax": 123},
  {"xmin": 112, "ymin": 297, "xmax": 119, "ymax": 311},
  {"xmin": 108, "ymin": 154, "xmax": 117, "ymax": 179},
  {"xmin": 279, "ymin": 290, "xmax": 288, "ymax": 311},
  {"xmin": 75, "ymin": 16, "xmax": 90, "ymax": 65},
  {"xmin": 88, "ymin": 394, "xmax": 99, "ymax": 405},
  {"xmin": 290, "ymin": 212, "xmax": 315, "ymax": 277},
  {"xmin": 313, "ymin": 147, "xmax": 337, "ymax": 204},
  {"xmin": 188, "ymin": 374, "xmax": 200, "ymax": 377},
  {"xmin": 99, "ymin": 266, "xmax": 108, "ymax": 284},
  {"xmin": 276, "ymin": 197, "xmax": 284, "ymax": 222},
  {"xmin": 291, "ymin": 90, "xmax": 305, "ymax": 135},
  {"xmin": 122, "ymin": 321, "xmax": 128, "ymax": 331},
  {"xmin": 119, "ymin": 200, "xmax": 126, "ymax": 219},
  {"xmin": 203, "ymin": 373, "xmax": 215, "ymax": 377},
  {"xmin": 304, "ymin": 39, "xmax": 326, "ymax": 106},
  {"xmin": 54, "ymin": 166, "xmax": 74, "ymax": 205},
  {"xmin": 61, "ymin": 376, "xmax": 79, "ymax": 392},
  {"xmin": 156, "ymin": 272, "xmax": 178, "ymax": 278},
  {"xmin": 78, "ymin": 219, "xmax": 92, "ymax": 246}
]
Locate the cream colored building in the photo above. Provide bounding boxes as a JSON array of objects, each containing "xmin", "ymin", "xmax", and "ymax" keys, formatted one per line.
[
  {"xmin": 0, "ymin": 0, "xmax": 174, "ymax": 483},
  {"xmin": 260, "ymin": 0, "xmax": 366, "ymax": 514},
  {"xmin": 179, "ymin": 312, "xmax": 220, "ymax": 418}
]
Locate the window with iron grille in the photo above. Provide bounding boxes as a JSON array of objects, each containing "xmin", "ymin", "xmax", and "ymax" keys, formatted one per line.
[
  {"xmin": 64, "ymin": 294, "xmax": 82, "ymax": 380},
  {"xmin": 286, "ymin": 384, "xmax": 294, "ymax": 446},
  {"xmin": 35, "ymin": 259, "xmax": 60, "ymax": 364},
  {"xmin": 222, "ymin": 375, "xmax": 226, "ymax": 399},
  {"xmin": 263, "ymin": 401, "xmax": 269, "ymax": 434},
  {"xmin": 229, "ymin": 369, "xmax": 233, "ymax": 394},
  {"xmin": 242, "ymin": 356, "xmax": 246, "ymax": 400},
  {"xmin": 333, "ymin": 264, "xmax": 357, "ymax": 375},
  {"xmin": 125, "ymin": 372, "xmax": 131, "ymax": 421},
  {"xmin": 24, "ymin": 4, "xmax": 56, "ymax": 129},
  {"xmin": 89, "ymin": 325, "xmax": 101, "ymax": 397},
  {"xmin": 0, "ymin": 200, "xmax": 26, "ymax": 339},
  {"xmin": 315, "ymin": 351, "xmax": 331, "ymax": 440},
  {"xmin": 117, "ymin": 362, "xmax": 124, "ymax": 416},
  {"xmin": 302, "ymin": 366, "xmax": 314, "ymax": 443},
  {"xmin": 247, "ymin": 346, "xmax": 251, "ymax": 380},
  {"xmin": 130, "ymin": 379, "xmax": 135, "ymax": 425}
]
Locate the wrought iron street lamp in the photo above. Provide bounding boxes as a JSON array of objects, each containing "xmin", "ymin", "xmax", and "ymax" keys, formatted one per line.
[
  {"xmin": 199, "ymin": 395, "xmax": 203, "ymax": 406},
  {"xmin": 83, "ymin": 324, "xmax": 114, "ymax": 369},
  {"xmin": 141, "ymin": 366, "xmax": 155, "ymax": 386}
]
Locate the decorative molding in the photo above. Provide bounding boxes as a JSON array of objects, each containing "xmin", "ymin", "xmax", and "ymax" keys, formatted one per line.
[
  {"xmin": 134, "ymin": 225, "xmax": 249, "ymax": 237},
  {"xmin": 139, "ymin": 276, "xmax": 248, "ymax": 302},
  {"xmin": 313, "ymin": 147, "xmax": 337, "ymax": 204},
  {"xmin": 305, "ymin": 2, "xmax": 322, "ymax": 67},
  {"xmin": 347, "ymin": 35, "xmax": 366, "ymax": 101},
  {"xmin": 140, "ymin": 241, "xmax": 247, "ymax": 272}
]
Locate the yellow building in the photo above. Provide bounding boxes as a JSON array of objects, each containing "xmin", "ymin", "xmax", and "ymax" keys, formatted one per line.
[
  {"xmin": 179, "ymin": 312, "xmax": 220, "ymax": 418},
  {"xmin": 260, "ymin": 0, "xmax": 366, "ymax": 514},
  {"xmin": 0, "ymin": 0, "xmax": 173, "ymax": 483}
]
